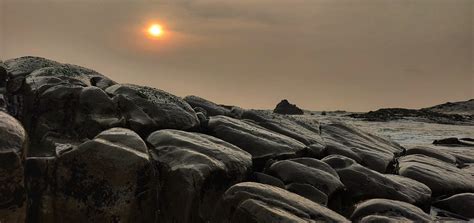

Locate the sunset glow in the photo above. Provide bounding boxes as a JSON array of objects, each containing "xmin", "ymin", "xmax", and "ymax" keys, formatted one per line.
[{"xmin": 147, "ymin": 24, "xmax": 163, "ymax": 37}]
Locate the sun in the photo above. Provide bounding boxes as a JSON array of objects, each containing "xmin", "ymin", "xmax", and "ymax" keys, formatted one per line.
[{"xmin": 147, "ymin": 24, "xmax": 163, "ymax": 37}]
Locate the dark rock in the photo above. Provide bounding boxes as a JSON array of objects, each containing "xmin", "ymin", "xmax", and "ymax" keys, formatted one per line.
[
  {"xmin": 206, "ymin": 115, "xmax": 306, "ymax": 170},
  {"xmin": 106, "ymin": 84, "xmax": 199, "ymax": 135},
  {"xmin": 285, "ymin": 183, "xmax": 328, "ymax": 205},
  {"xmin": 321, "ymin": 122, "xmax": 404, "ymax": 172},
  {"xmin": 350, "ymin": 199, "xmax": 433, "ymax": 223},
  {"xmin": 184, "ymin": 95, "xmax": 231, "ymax": 116},
  {"xmin": 0, "ymin": 112, "xmax": 27, "ymax": 222},
  {"xmin": 322, "ymin": 155, "xmax": 431, "ymax": 213},
  {"xmin": 147, "ymin": 129, "xmax": 252, "ymax": 223},
  {"xmin": 433, "ymin": 193, "xmax": 474, "ymax": 219},
  {"xmin": 214, "ymin": 182, "xmax": 349, "ymax": 222},
  {"xmin": 433, "ymin": 137, "xmax": 474, "ymax": 147},
  {"xmin": 242, "ymin": 109, "xmax": 323, "ymax": 145},
  {"xmin": 53, "ymin": 128, "xmax": 156, "ymax": 222},
  {"xmin": 397, "ymin": 154, "xmax": 474, "ymax": 196},
  {"xmin": 266, "ymin": 158, "xmax": 343, "ymax": 199},
  {"xmin": 359, "ymin": 215, "xmax": 414, "ymax": 223},
  {"xmin": 249, "ymin": 172, "xmax": 285, "ymax": 189},
  {"xmin": 406, "ymin": 146, "xmax": 457, "ymax": 164},
  {"xmin": 273, "ymin": 99, "xmax": 304, "ymax": 115}
]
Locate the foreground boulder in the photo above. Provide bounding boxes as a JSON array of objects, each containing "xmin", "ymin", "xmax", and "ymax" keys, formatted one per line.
[
  {"xmin": 433, "ymin": 193, "xmax": 474, "ymax": 219},
  {"xmin": 242, "ymin": 109, "xmax": 324, "ymax": 146},
  {"xmin": 52, "ymin": 128, "xmax": 156, "ymax": 222},
  {"xmin": 106, "ymin": 84, "xmax": 199, "ymax": 135},
  {"xmin": 0, "ymin": 112, "xmax": 27, "ymax": 223},
  {"xmin": 350, "ymin": 199, "xmax": 433, "ymax": 222},
  {"xmin": 273, "ymin": 99, "xmax": 304, "ymax": 115},
  {"xmin": 322, "ymin": 155, "xmax": 431, "ymax": 213},
  {"xmin": 397, "ymin": 154, "xmax": 474, "ymax": 196},
  {"xmin": 265, "ymin": 158, "xmax": 343, "ymax": 202},
  {"xmin": 321, "ymin": 122, "xmax": 404, "ymax": 172},
  {"xmin": 147, "ymin": 130, "xmax": 252, "ymax": 223},
  {"xmin": 215, "ymin": 182, "xmax": 349, "ymax": 222},
  {"xmin": 207, "ymin": 115, "xmax": 306, "ymax": 169}
]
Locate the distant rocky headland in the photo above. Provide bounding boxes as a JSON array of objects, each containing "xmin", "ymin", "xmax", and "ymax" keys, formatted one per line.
[
  {"xmin": 1, "ymin": 56, "xmax": 473, "ymax": 222},
  {"xmin": 349, "ymin": 99, "xmax": 474, "ymax": 125}
]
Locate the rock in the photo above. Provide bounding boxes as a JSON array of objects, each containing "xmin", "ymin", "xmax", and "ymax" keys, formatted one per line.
[
  {"xmin": 436, "ymin": 146, "xmax": 474, "ymax": 164},
  {"xmin": 433, "ymin": 193, "xmax": 474, "ymax": 219},
  {"xmin": 397, "ymin": 154, "xmax": 474, "ymax": 196},
  {"xmin": 147, "ymin": 129, "xmax": 252, "ymax": 223},
  {"xmin": 462, "ymin": 163, "xmax": 474, "ymax": 176},
  {"xmin": 206, "ymin": 115, "xmax": 306, "ymax": 169},
  {"xmin": 285, "ymin": 183, "xmax": 328, "ymax": 205},
  {"xmin": 321, "ymin": 122, "xmax": 404, "ymax": 172},
  {"xmin": 249, "ymin": 172, "xmax": 285, "ymax": 189},
  {"xmin": 406, "ymin": 146, "xmax": 457, "ymax": 164},
  {"xmin": 359, "ymin": 215, "xmax": 414, "ymax": 223},
  {"xmin": 242, "ymin": 109, "xmax": 323, "ymax": 145},
  {"xmin": 183, "ymin": 95, "xmax": 231, "ymax": 116},
  {"xmin": 273, "ymin": 99, "xmax": 304, "ymax": 115},
  {"xmin": 322, "ymin": 155, "xmax": 431, "ymax": 213},
  {"xmin": 106, "ymin": 84, "xmax": 199, "ymax": 135},
  {"xmin": 214, "ymin": 182, "xmax": 349, "ymax": 222},
  {"xmin": 266, "ymin": 158, "xmax": 343, "ymax": 199},
  {"xmin": 53, "ymin": 128, "xmax": 156, "ymax": 222},
  {"xmin": 350, "ymin": 199, "xmax": 433, "ymax": 222},
  {"xmin": 433, "ymin": 137, "xmax": 474, "ymax": 147},
  {"xmin": 0, "ymin": 112, "xmax": 27, "ymax": 223}
]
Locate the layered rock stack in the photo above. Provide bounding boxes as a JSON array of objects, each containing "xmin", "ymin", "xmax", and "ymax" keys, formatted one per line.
[{"xmin": 0, "ymin": 56, "xmax": 473, "ymax": 222}]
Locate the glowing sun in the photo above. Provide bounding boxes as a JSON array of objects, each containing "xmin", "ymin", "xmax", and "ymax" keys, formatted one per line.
[{"xmin": 147, "ymin": 24, "xmax": 163, "ymax": 37}]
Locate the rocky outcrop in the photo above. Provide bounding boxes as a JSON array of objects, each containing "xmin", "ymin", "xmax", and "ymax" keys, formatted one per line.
[
  {"xmin": 397, "ymin": 154, "xmax": 474, "ymax": 196},
  {"xmin": 432, "ymin": 193, "xmax": 474, "ymax": 219},
  {"xmin": 273, "ymin": 99, "xmax": 304, "ymax": 115},
  {"xmin": 206, "ymin": 115, "xmax": 306, "ymax": 169},
  {"xmin": 322, "ymin": 155, "xmax": 431, "ymax": 214},
  {"xmin": 321, "ymin": 122, "xmax": 404, "ymax": 172},
  {"xmin": 147, "ymin": 129, "xmax": 252, "ymax": 223},
  {"xmin": 350, "ymin": 199, "xmax": 433, "ymax": 222},
  {"xmin": 425, "ymin": 99, "xmax": 474, "ymax": 115},
  {"xmin": 242, "ymin": 109, "xmax": 323, "ymax": 146},
  {"xmin": 0, "ymin": 112, "xmax": 27, "ymax": 223},
  {"xmin": 214, "ymin": 182, "xmax": 349, "ymax": 222}
]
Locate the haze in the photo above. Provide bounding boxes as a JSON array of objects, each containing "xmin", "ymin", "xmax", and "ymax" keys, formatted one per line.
[{"xmin": 0, "ymin": 0, "xmax": 472, "ymax": 111}]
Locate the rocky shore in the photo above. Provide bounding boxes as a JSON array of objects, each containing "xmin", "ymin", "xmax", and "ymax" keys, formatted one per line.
[{"xmin": 1, "ymin": 56, "xmax": 473, "ymax": 222}]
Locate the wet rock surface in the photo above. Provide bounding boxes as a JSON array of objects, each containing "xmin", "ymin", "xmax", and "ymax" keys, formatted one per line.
[{"xmin": 1, "ymin": 56, "xmax": 472, "ymax": 222}]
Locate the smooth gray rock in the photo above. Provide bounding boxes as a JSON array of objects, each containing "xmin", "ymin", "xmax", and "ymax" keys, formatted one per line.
[
  {"xmin": 215, "ymin": 182, "xmax": 349, "ymax": 223},
  {"xmin": 147, "ymin": 129, "xmax": 252, "ymax": 223},
  {"xmin": 249, "ymin": 172, "xmax": 285, "ymax": 189},
  {"xmin": 433, "ymin": 193, "xmax": 474, "ymax": 219},
  {"xmin": 242, "ymin": 109, "xmax": 323, "ymax": 146},
  {"xmin": 53, "ymin": 128, "xmax": 156, "ymax": 222},
  {"xmin": 397, "ymin": 154, "xmax": 474, "ymax": 196},
  {"xmin": 285, "ymin": 183, "xmax": 328, "ymax": 205},
  {"xmin": 321, "ymin": 122, "xmax": 404, "ymax": 172},
  {"xmin": 266, "ymin": 158, "xmax": 343, "ymax": 199},
  {"xmin": 406, "ymin": 146, "xmax": 457, "ymax": 164},
  {"xmin": 322, "ymin": 155, "xmax": 431, "ymax": 211},
  {"xmin": 183, "ymin": 95, "xmax": 231, "ymax": 116},
  {"xmin": 207, "ymin": 115, "xmax": 306, "ymax": 169},
  {"xmin": 359, "ymin": 215, "xmax": 414, "ymax": 223},
  {"xmin": 0, "ymin": 112, "xmax": 27, "ymax": 223},
  {"xmin": 350, "ymin": 199, "xmax": 433, "ymax": 222}
]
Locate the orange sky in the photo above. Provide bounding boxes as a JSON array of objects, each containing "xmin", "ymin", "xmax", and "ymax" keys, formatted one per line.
[{"xmin": 1, "ymin": 0, "xmax": 473, "ymax": 111}]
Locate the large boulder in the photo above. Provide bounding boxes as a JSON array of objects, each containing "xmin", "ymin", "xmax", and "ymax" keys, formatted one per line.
[
  {"xmin": 214, "ymin": 182, "xmax": 349, "ymax": 222},
  {"xmin": 106, "ymin": 84, "xmax": 199, "ymax": 135},
  {"xmin": 206, "ymin": 115, "xmax": 306, "ymax": 169},
  {"xmin": 405, "ymin": 146, "xmax": 457, "ymax": 164},
  {"xmin": 433, "ymin": 193, "xmax": 474, "ymax": 219},
  {"xmin": 321, "ymin": 122, "xmax": 404, "ymax": 172},
  {"xmin": 350, "ymin": 199, "xmax": 433, "ymax": 222},
  {"xmin": 147, "ymin": 129, "xmax": 252, "ymax": 223},
  {"xmin": 242, "ymin": 109, "xmax": 324, "ymax": 146},
  {"xmin": 183, "ymin": 95, "xmax": 232, "ymax": 116},
  {"xmin": 273, "ymin": 99, "xmax": 304, "ymax": 115},
  {"xmin": 265, "ymin": 158, "xmax": 343, "ymax": 200},
  {"xmin": 0, "ymin": 112, "xmax": 27, "ymax": 223},
  {"xmin": 51, "ymin": 128, "xmax": 156, "ymax": 222},
  {"xmin": 322, "ymin": 155, "xmax": 431, "ymax": 213},
  {"xmin": 397, "ymin": 154, "xmax": 474, "ymax": 196}
]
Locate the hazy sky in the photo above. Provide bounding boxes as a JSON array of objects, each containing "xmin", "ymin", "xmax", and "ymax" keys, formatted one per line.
[{"xmin": 1, "ymin": 0, "xmax": 473, "ymax": 111}]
